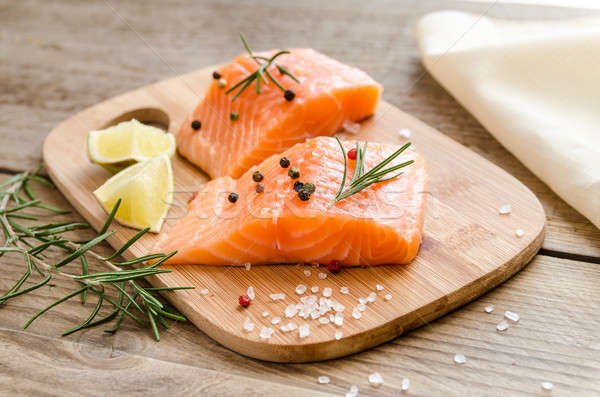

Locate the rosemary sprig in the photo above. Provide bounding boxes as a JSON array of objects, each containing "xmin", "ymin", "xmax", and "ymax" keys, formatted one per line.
[
  {"xmin": 0, "ymin": 167, "xmax": 193, "ymax": 340},
  {"xmin": 334, "ymin": 137, "xmax": 415, "ymax": 202},
  {"xmin": 225, "ymin": 34, "xmax": 300, "ymax": 101}
]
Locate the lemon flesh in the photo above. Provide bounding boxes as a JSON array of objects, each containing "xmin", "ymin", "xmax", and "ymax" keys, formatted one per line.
[
  {"xmin": 93, "ymin": 155, "xmax": 173, "ymax": 233},
  {"xmin": 87, "ymin": 119, "xmax": 175, "ymax": 172}
]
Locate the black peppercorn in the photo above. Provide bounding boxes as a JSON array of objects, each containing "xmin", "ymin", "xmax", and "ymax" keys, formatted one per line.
[
  {"xmin": 298, "ymin": 190, "xmax": 311, "ymax": 201},
  {"xmin": 284, "ymin": 89, "xmax": 295, "ymax": 101},
  {"xmin": 191, "ymin": 120, "xmax": 201, "ymax": 130},
  {"xmin": 293, "ymin": 181, "xmax": 304, "ymax": 192},
  {"xmin": 303, "ymin": 182, "xmax": 316, "ymax": 194},
  {"xmin": 279, "ymin": 157, "xmax": 290, "ymax": 168},
  {"xmin": 227, "ymin": 192, "xmax": 239, "ymax": 203},
  {"xmin": 255, "ymin": 183, "xmax": 264, "ymax": 193},
  {"xmin": 288, "ymin": 166, "xmax": 300, "ymax": 179},
  {"xmin": 230, "ymin": 111, "xmax": 239, "ymax": 121},
  {"xmin": 252, "ymin": 171, "xmax": 264, "ymax": 182},
  {"xmin": 212, "ymin": 71, "xmax": 221, "ymax": 79}
]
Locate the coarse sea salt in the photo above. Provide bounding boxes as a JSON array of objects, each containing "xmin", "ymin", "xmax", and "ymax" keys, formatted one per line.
[
  {"xmin": 352, "ymin": 308, "xmax": 362, "ymax": 320},
  {"xmin": 340, "ymin": 286, "xmax": 349, "ymax": 294},
  {"xmin": 319, "ymin": 317, "xmax": 330, "ymax": 324},
  {"xmin": 299, "ymin": 324, "xmax": 310, "ymax": 338},
  {"xmin": 401, "ymin": 377, "xmax": 410, "ymax": 391},
  {"xmin": 295, "ymin": 284, "xmax": 307, "ymax": 295},
  {"xmin": 484, "ymin": 304, "xmax": 494, "ymax": 313},
  {"xmin": 244, "ymin": 262, "xmax": 251, "ymax": 271},
  {"xmin": 323, "ymin": 287, "xmax": 332, "ymax": 297},
  {"xmin": 367, "ymin": 292, "xmax": 377, "ymax": 303},
  {"xmin": 376, "ymin": 284, "xmax": 384, "ymax": 291},
  {"xmin": 304, "ymin": 269, "xmax": 311, "ymax": 277},
  {"xmin": 243, "ymin": 317, "xmax": 254, "ymax": 332},
  {"xmin": 357, "ymin": 303, "xmax": 366, "ymax": 312},
  {"xmin": 541, "ymin": 381, "xmax": 553, "ymax": 391},
  {"xmin": 454, "ymin": 354, "xmax": 467, "ymax": 364},
  {"xmin": 317, "ymin": 376, "xmax": 330, "ymax": 384},
  {"xmin": 335, "ymin": 331, "xmax": 343, "ymax": 340},
  {"xmin": 384, "ymin": 294, "xmax": 392, "ymax": 301},
  {"xmin": 247, "ymin": 286, "xmax": 255, "ymax": 300},
  {"xmin": 496, "ymin": 320, "xmax": 509, "ymax": 332},
  {"xmin": 269, "ymin": 293, "xmax": 286, "ymax": 301},
  {"xmin": 280, "ymin": 321, "xmax": 297, "ymax": 332},
  {"xmin": 499, "ymin": 204, "xmax": 512, "ymax": 215},
  {"xmin": 515, "ymin": 229, "xmax": 525, "ymax": 237},
  {"xmin": 318, "ymin": 272, "xmax": 327, "ymax": 279},
  {"xmin": 345, "ymin": 385, "xmax": 359, "ymax": 397},
  {"xmin": 343, "ymin": 120, "xmax": 361, "ymax": 135},
  {"xmin": 368, "ymin": 372, "xmax": 384, "ymax": 386},
  {"xmin": 334, "ymin": 313, "xmax": 344, "ymax": 326},
  {"xmin": 271, "ymin": 316, "xmax": 281, "ymax": 325},
  {"xmin": 200, "ymin": 288, "xmax": 209, "ymax": 295},
  {"xmin": 259, "ymin": 326, "xmax": 274, "ymax": 339},
  {"xmin": 285, "ymin": 304, "xmax": 298, "ymax": 318},
  {"xmin": 398, "ymin": 128, "xmax": 411, "ymax": 138},
  {"xmin": 505, "ymin": 310, "xmax": 520, "ymax": 322},
  {"xmin": 311, "ymin": 286, "xmax": 319, "ymax": 293},
  {"xmin": 262, "ymin": 311, "xmax": 269, "ymax": 317}
]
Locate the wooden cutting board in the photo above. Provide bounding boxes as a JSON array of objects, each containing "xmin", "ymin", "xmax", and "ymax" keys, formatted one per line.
[{"xmin": 43, "ymin": 66, "xmax": 545, "ymax": 363}]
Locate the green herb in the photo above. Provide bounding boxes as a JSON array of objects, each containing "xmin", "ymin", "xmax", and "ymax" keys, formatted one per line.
[
  {"xmin": 0, "ymin": 167, "xmax": 193, "ymax": 340},
  {"xmin": 334, "ymin": 137, "xmax": 414, "ymax": 202},
  {"xmin": 225, "ymin": 34, "xmax": 300, "ymax": 101}
]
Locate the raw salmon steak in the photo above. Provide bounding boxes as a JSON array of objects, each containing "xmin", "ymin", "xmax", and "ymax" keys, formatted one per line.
[
  {"xmin": 153, "ymin": 137, "xmax": 427, "ymax": 266},
  {"xmin": 176, "ymin": 49, "xmax": 382, "ymax": 178}
]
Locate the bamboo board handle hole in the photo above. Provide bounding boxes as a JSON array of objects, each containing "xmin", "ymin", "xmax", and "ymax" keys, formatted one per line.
[{"xmin": 102, "ymin": 107, "xmax": 170, "ymax": 132}]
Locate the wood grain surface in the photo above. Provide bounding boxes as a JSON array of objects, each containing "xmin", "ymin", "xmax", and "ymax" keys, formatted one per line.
[
  {"xmin": 1, "ymin": 0, "xmax": 599, "ymax": 395},
  {"xmin": 42, "ymin": 66, "xmax": 546, "ymax": 361}
]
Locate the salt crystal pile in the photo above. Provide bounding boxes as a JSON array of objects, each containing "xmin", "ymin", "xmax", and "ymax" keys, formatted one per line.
[
  {"xmin": 384, "ymin": 294, "xmax": 392, "ymax": 301},
  {"xmin": 317, "ymin": 376, "xmax": 330, "ymax": 384},
  {"xmin": 484, "ymin": 304, "xmax": 494, "ymax": 313},
  {"xmin": 454, "ymin": 354, "xmax": 467, "ymax": 364},
  {"xmin": 368, "ymin": 372, "xmax": 384, "ymax": 386},
  {"xmin": 340, "ymin": 286, "xmax": 349, "ymax": 294},
  {"xmin": 259, "ymin": 326, "xmax": 274, "ymax": 339},
  {"xmin": 262, "ymin": 311, "xmax": 269, "ymax": 317},
  {"xmin": 398, "ymin": 128, "xmax": 411, "ymax": 138},
  {"xmin": 285, "ymin": 304, "xmax": 298, "ymax": 318},
  {"xmin": 295, "ymin": 284, "xmax": 307, "ymax": 295},
  {"xmin": 200, "ymin": 288, "xmax": 209, "ymax": 295},
  {"xmin": 247, "ymin": 286, "xmax": 255, "ymax": 300},
  {"xmin": 304, "ymin": 269, "xmax": 311, "ymax": 277},
  {"xmin": 515, "ymin": 229, "xmax": 525, "ymax": 237},
  {"xmin": 311, "ymin": 286, "xmax": 319, "ymax": 293},
  {"xmin": 401, "ymin": 377, "xmax": 410, "ymax": 391},
  {"xmin": 244, "ymin": 262, "xmax": 251, "ymax": 271},
  {"xmin": 343, "ymin": 120, "xmax": 361, "ymax": 135},
  {"xmin": 299, "ymin": 324, "xmax": 310, "ymax": 338},
  {"xmin": 499, "ymin": 204, "xmax": 512, "ymax": 215},
  {"xmin": 318, "ymin": 272, "xmax": 327, "ymax": 279},
  {"xmin": 323, "ymin": 287, "xmax": 332, "ymax": 297},
  {"xmin": 271, "ymin": 316, "xmax": 281, "ymax": 325},
  {"xmin": 376, "ymin": 284, "xmax": 384, "ymax": 291},
  {"xmin": 345, "ymin": 385, "xmax": 359, "ymax": 397},
  {"xmin": 541, "ymin": 382, "xmax": 553, "ymax": 391},
  {"xmin": 242, "ymin": 317, "xmax": 254, "ymax": 332},
  {"xmin": 505, "ymin": 310, "xmax": 520, "ymax": 322},
  {"xmin": 335, "ymin": 331, "xmax": 343, "ymax": 340},
  {"xmin": 269, "ymin": 293, "xmax": 286, "ymax": 301},
  {"xmin": 496, "ymin": 320, "xmax": 509, "ymax": 332}
]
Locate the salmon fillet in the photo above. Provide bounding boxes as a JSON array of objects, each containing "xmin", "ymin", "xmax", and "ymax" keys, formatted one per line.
[
  {"xmin": 154, "ymin": 137, "xmax": 427, "ymax": 266},
  {"xmin": 176, "ymin": 49, "xmax": 382, "ymax": 178}
]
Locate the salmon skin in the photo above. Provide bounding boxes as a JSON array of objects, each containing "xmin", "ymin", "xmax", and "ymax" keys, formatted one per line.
[
  {"xmin": 153, "ymin": 137, "xmax": 427, "ymax": 266},
  {"xmin": 176, "ymin": 49, "xmax": 382, "ymax": 178}
]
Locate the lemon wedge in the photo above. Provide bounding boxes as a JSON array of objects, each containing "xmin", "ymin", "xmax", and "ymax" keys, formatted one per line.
[
  {"xmin": 87, "ymin": 119, "xmax": 175, "ymax": 172},
  {"xmin": 93, "ymin": 155, "xmax": 173, "ymax": 233}
]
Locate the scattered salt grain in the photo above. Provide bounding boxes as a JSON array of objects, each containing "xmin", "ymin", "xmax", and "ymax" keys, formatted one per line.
[
  {"xmin": 541, "ymin": 382, "xmax": 553, "ymax": 391},
  {"xmin": 323, "ymin": 287, "xmax": 332, "ymax": 297},
  {"xmin": 335, "ymin": 331, "xmax": 343, "ymax": 340},
  {"xmin": 343, "ymin": 120, "xmax": 361, "ymax": 135},
  {"xmin": 401, "ymin": 377, "xmax": 410, "ymax": 391},
  {"xmin": 318, "ymin": 272, "xmax": 327, "ymax": 279},
  {"xmin": 304, "ymin": 269, "xmax": 311, "ymax": 277},
  {"xmin": 295, "ymin": 284, "xmax": 307, "ymax": 295},
  {"xmin": 515, "ymin": 229, "xmax": 525, "ymax": 237},
  {"xmin": 333, "ymin": 302, "xmax": 345, "ymax": 312},
  {"xmin": 299, "ymin": 324, "xmax": 310, "ymax": 338},
  {"xmin": 505, "ymin": 310, "xmax": 520, "ymax": 322},
  {"xmin": 242, "ymin": 317, "xmax": 254, "ymax": 332},
  {"xmin": 269, "ymin": 293, "xmax": 286, "ymax": 301},
  {"xmin": 311, "ymin": 286, "xmax": 319, "ymax": 293},
  {"xmin": 340, "ymin": 286, "xmax": 349, "ymax": 294},
  {"xmin": 271, "ymin": 316, "xmax": 281, "ymax": 325},
  {"xmin": 454, "ymin": 353, "xmax": 467, "ymax": 364},
  {"xmin": 357, "ymin": 303, "xmax": 366, "ymax": 312},
  {"xmin": 352, "ymin": 308, "xmax": 363, "ymax": 319},
  {"xmin": 398, "ymin": 128, "xmax": 411, "ymax": 138},
  {"xmin": 499, "ymin": 204, "xmax": 512, "ymax": 215},
  {"xmin": 345, "ymin": 385, "xmax": 359, "ymax": 397},
  {"xmin": 259, "ymin": 326, "xmax": 274, "ymax": 339},
  {"xmin": 285, "ymin": 304, "xmax": 298, "ymax": 318},
  {"xmin": 280, "ymin": 321, "xmax": 297, "ymax": 332},
  {"xmin": 496, "ymin": 320, "xmax": 509, "ymax": 332},
  {"xmin": 244, "ymin": 262, "xmax": 251, "ymax": 271},
  {"xmin": 358, "ymin": 297, "xmax": 368, "ymax": 305},
  {"xmin": 484, "ymin": 304, "xmax": 494, "ymax": 313},
  {"xmin": 200, "ymin": 288, "xmax": 209, "ymax": 295},
  {"xmin": 334, "ymin": 312, "xmax": 344, "ymax": 326},
  {"xmin": 262, "ymin": 311, "xmax": 269, "ymax": 317},
  {"xmin": 367, "ymin": 292, "xmax": 377, "ymax": 303},
  {"xmin": 319, "ymin": 317, "xmax": 330, "ymax": 324},
  {"xmin": 247, "ymin": 286, "xmax": 255, "ymax": 300},
  {"xmin": 368, "ymin": 372, "xmax": 384, "ymax": 386},
  {"xmin": 317, "ymin": 376, "xmax": 330, "ymax": 384},
  {"xmin": 384, "ymin": 294, "xmax": 392, "ymax": 301},
  {"xmin": 376, "ymin": 284, "xmax": 384, "ymax": 291},
  {"xmin": 329, "ymin": 314, "xmax": 335, "ymax": 322}
]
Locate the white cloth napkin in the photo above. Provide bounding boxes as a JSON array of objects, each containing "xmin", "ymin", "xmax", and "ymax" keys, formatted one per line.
[{"xmin": 417, "ymin": 11, "xmax": 600, "ymax": 229}]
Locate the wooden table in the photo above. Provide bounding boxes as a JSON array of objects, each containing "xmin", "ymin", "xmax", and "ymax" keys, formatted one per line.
[{"xmin": 1, "ymin": 1, "xmax": 599, "ymax": 395}]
